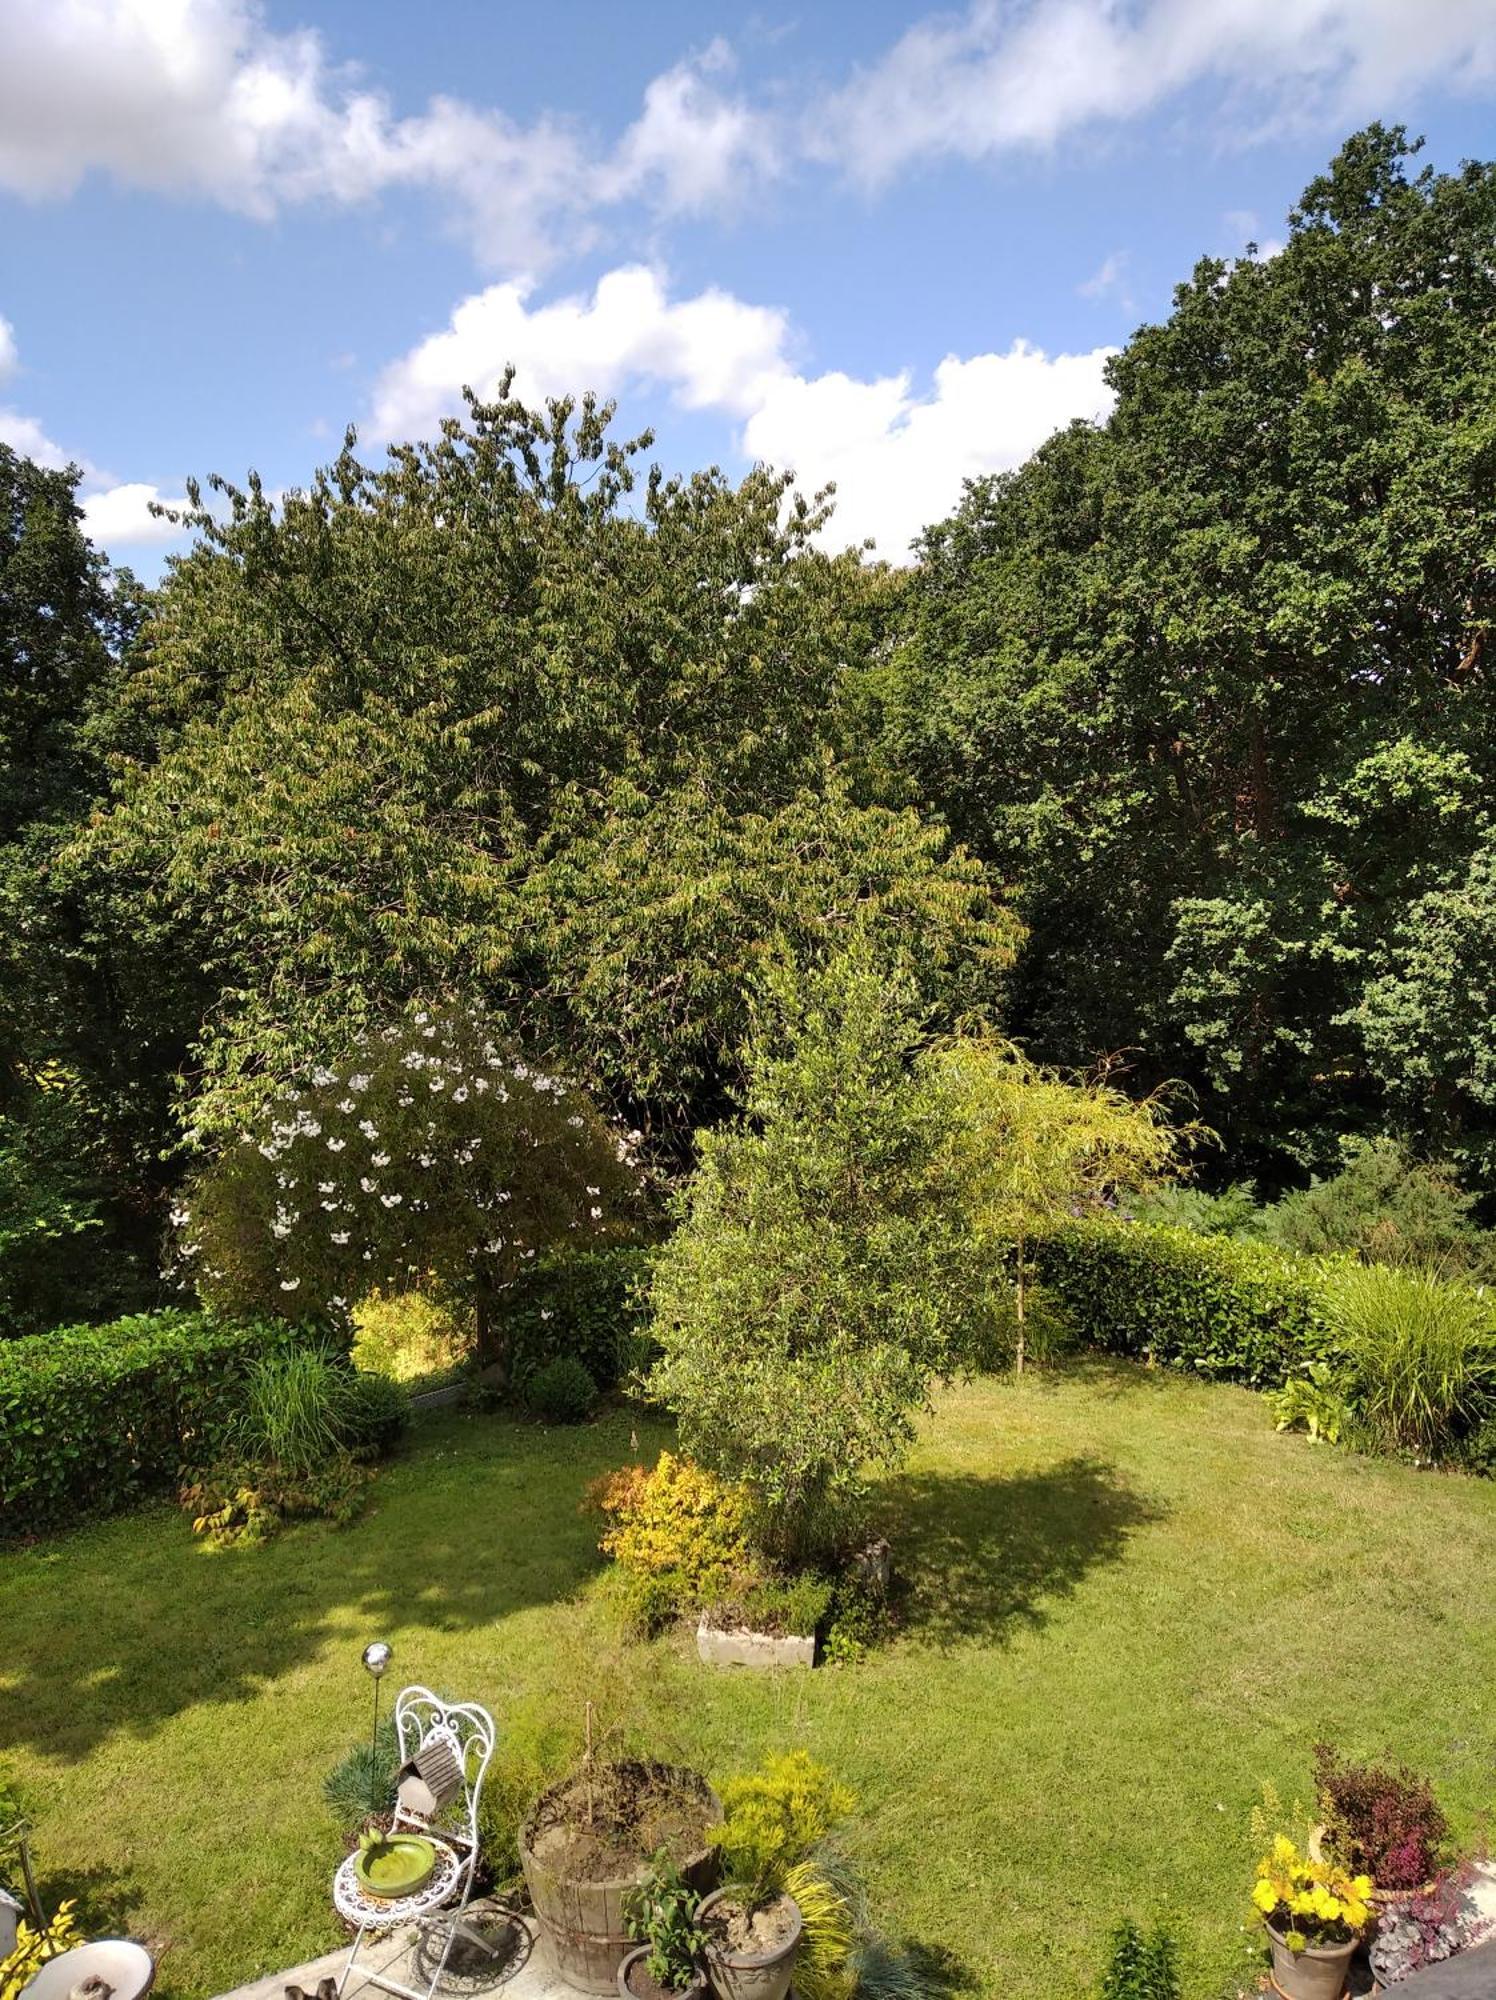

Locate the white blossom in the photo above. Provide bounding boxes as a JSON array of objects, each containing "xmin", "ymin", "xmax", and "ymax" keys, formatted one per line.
[
  {"xmin": 280, "ymin": 1277, "xmax": 301, "ymax": 1292},
  {"xmin": 327, "ymin": 1137, "xmax": 346, "ymax": 1152},
  {"xmin": 371, "ymin": 1151, "xmax": 391, "ymax": 1168}
]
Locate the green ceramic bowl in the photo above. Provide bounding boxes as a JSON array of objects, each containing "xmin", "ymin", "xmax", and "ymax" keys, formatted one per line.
[{"xmin": 353, "ymin": 1834, "xmax": 438, "ymax": 1900}]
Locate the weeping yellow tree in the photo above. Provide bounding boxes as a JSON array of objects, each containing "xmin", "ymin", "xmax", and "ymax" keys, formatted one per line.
[{"xmin": 935, "ymin": 1042, "xmax": 1190, "ymax": 1374}]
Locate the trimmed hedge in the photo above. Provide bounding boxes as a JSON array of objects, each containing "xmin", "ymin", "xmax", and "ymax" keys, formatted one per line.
[
  {"xmin": 1032, "ymin": 1219, "xmax": 1333, "ymax": 1388},
  {"xmin": 496, "ymin": 1245, "xmax": 655, "ymax": 1394},
  {"xmin": 0, "ymin": 1309, "xmax": 294, "ymax": 1538}
]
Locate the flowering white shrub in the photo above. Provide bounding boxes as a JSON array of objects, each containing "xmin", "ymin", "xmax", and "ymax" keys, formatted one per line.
[{"xmin": 179, "ymin": 1006, "xmax": 644, "ymax": 1344}]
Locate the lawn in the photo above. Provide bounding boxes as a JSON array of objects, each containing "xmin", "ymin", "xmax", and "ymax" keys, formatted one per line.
[{"xmin": 3, "ymin": 1361, "xmax": 1495, "ymax": 2000}]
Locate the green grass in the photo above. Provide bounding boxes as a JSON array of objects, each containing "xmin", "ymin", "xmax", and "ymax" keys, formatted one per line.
[{"xmin": 3, "ymin": 1361, "xmax": 1495, "ymax": 2000}]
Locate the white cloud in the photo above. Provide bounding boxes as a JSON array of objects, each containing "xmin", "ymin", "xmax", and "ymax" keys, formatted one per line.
[
  {"xmin": 740, "ymin": 342, "xmax": 1116, "ymax": 557},
  {"xmin": 813, "ymin": 0, "xmax": 1496, "ymax": 185},
  {"xmin": 79, "ymin": 481, "xmax": 191, "ymax": 548},
  {"xmin": 371, "ymin": 266, "xmax": 791, "ymax": 441},
  {"xmin": 374, "ymin": 267, "xmax": 1114, "ymax": 560},
  {"xmin": 0, "ymin": 315, "xmax": 188, "ymax": 548},
  {"xmin": 1078, "ymin": 250, "xmax": 1133, "ymax": 311},
  {"xmin": 0, "ymin": 1, "xmax": 776, "ymax": 272}
]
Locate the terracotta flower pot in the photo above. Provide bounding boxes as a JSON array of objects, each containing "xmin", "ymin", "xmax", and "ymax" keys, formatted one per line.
[
  {"xmin": 700, "ymin": 1889, "xmax": 802, "ymax": 2000},
  {"xmin": 617, "ymin": 1945, "xmax": 708, "ymax": 1999},
  {"xmin": 1266, "ymin": 1924, "xmax": 1358, "ymax": 2000}
]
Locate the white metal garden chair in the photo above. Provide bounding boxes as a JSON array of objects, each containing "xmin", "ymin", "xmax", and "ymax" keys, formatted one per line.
[{"xmin": 333, "ymin": 1686, "xmax": 499, "ymax": 2000}]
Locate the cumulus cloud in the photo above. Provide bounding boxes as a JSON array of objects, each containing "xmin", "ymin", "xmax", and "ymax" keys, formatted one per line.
[
  {"xmin": 0, "ymin": 1, "xmax": 776, "ymax": 271},
  {"xmin": 374, "ymin": 267, "xmax": 1114, "ymax": 559},
  {"xmin": 0, "ymin": 314, "xmax": 188, "ymax": 548},
  {"xmin": 79, "ymin": 481, "xmax": 191, "ymax": 548},
  {"xmin": 813, "ymin": 0, "xmax": 1496, "ymax": 185}
]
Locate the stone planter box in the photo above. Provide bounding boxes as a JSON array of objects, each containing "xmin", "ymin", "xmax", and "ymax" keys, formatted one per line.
[{"xmin": 695, "ymin": 1619, "xmax": 815, "ymax": 1669}]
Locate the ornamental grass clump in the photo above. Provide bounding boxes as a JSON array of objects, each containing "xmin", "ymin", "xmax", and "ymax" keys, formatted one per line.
[{"xmin": 1322, "ymin": 1262, "xmax": 1496, "ymax": 1461}]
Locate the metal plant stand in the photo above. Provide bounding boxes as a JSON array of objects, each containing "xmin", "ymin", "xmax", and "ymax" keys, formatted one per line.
[{"xmin": 334, "ymin": 1686, "xmax": 498, "ymax": 2000}]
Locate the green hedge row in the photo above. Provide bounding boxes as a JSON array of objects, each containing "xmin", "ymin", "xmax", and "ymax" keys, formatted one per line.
[
  {"xmin": 0, "ymin": 1309, "xmax": 294, "ymax": 1538},
  {"xmin": 497, "ymin": 1245, "xmax": 656, "ymax": 1393},
  {"xmin": 1032, "ymin": 1219, "xmax": 1333, "ymax": 1388}
]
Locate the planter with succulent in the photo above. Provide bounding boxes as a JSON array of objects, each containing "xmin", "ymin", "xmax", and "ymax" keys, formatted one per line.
[
  {"xmin": 700, "ymin": 1753, "xmax": 852, "ymax": 2000},
  {"xmin": 1251, "ymin": 1833, "xmax": 1373, "ymax": 2000},
  {"xmin": 619, "ymin": 1850, "xmax": 709, "ymax": 2000},
  {"xmin": 1312, "ymin": 1743, "xmax": 1448, "ymax": 1903}
]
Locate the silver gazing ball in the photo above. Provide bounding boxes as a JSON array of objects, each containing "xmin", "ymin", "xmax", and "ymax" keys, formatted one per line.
[{"xmin": 362, "ymin": 1640, "xmax": 393, "ymax": 1679}]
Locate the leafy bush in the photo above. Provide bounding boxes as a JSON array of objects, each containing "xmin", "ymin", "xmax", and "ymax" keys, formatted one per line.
[
  {"xmin": 180, "ymin": 1454, "xmax": 372, "ymax": 1547},
  {"xmin": 342, "ymin": 1369, "xmax": 412, "ymax": 1458},
  {"xmin": 783, "ymin": 1854, "xmax": 858, "ymax": 2000},
  {"xmin": 323, "ymin": 1715, "xmax": 399, "ymax": 1831},
  {"xmin": 1369, "ymin": 1868, "xmax": 1481, "ymax": 1984},
  {"xmin": 500, "ymin": 1245, "xmax": 656, "ymax": 1396},
  {"xmin": 588, "ymin": 1451, "xmax": 756, "ymax": 1613},
  {"xmin": 1132, "ymin": 1182, "xmax": 1263, "ymax": 1239},
  {"xmin": 0, "ymin": 1901, "xmax": 82, "ymax": 2000},
  {"xmin": 1251, "ymin": 1833, "xmax": 1374, "ymax": 1949},
  {"xmin": 1093, "ymin": 1919, "xmax": 1181, "ymax": 2000},
  {"xmin": 1270, "ymin": 1363, "xmax": 1354, "ymax": 1446},
  {"xmin": 1264, "ymin": 1140, "xmax": 1494, "ymax": 1277},
  {"xmin": 1314, "ymin": 1744, "xmax": 1448, "ymax": 1890},
  {"xmin": 1321, "ymin": 1263, "xmax": 1496, "ymax": 1460},
  {"xmin": 179, "ymin": 1004, "xmax": 643, "ymax": 1337},
  {"xmin": 0, "ymin": 1309, "xmax": 293, "ymax": 1539},
  {"xmin": 523, "ymin": 1355, "xmax": 598, "ymax": 1425},
  {"xmin": 649, "ymin": 949, "xmax": 984, "ymax": 1565},
  {"xmin": 624, "ymin": 1849, "xmax": 709, "ymax": 1993},
  {"xmin": 350, "ymin": 1288, "xmax": 473, "ymax": 1384},
  {"xmin": 1033, "ymin": 1220, "xmax": 1330, "ymax": 1388},
  {"xmin": 712, "ymin": 1752, "xmax": 853, "ymax": 1906}
]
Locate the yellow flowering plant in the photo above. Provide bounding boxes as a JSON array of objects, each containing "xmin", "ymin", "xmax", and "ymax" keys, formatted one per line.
[{"xmin": 1252, "ymin": 1834, "xmax": 1374, "ymax": 1952}]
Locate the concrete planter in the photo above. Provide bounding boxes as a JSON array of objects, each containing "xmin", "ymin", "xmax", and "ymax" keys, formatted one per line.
[
  {"xmin": 1266, "ymin": 1924, "xmax": 1357, "ymax": 2000},
  {"xmin": 699, "ymin": 1891, "xmax": 801, "ymax": 2000},
  {"xmin": 694, "ymin": 1620, "xmax": 815, "ymax": 1670}
]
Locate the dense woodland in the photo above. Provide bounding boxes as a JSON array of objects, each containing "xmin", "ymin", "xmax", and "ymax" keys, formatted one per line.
[{"xmin": 4, "ymin": 125, "xmax": 1495, "ymax": 1341}]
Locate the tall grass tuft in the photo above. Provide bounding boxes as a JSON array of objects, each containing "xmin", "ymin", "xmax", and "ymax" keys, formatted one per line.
[
  {"xmin": 235, "ymin": 1347, "xmax": 355, "ymax": 1476},
  {"xmin": 1325, "ymin": 1263, "xmax": 1496, "ymax": 1460}
]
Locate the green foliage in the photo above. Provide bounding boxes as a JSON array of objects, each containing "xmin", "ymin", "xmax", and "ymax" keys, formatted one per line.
[
  {"xmin": 500, "ymin": 1246, "xmax": 656, "ymax": 1396},
  {"xmin": 877, "ymin": 127, "xmax": 1496, "ymax": 1186},
  {"xmin": 1033, "ymin": 1220, "xmax": 1330, "ymax": 1388},
  {"xmin": 1093, "ymin": 1920, "xmax": 1181, "ymax": 2000},
  {"xmin": 323, "ymin": 1716, "xmax": 399, "ymax": 1831},
  {"xmin": 1270, "ymin": 1363, "xmax": 1354, "ymax": 1446},
  {"xmin": 234, "ymin": 1347, "xmax": 357, "ymax": 1476},
  {"xmin": 588, "ymin": 1451, "xmax": 758, "ymax": 1629},
  {"xmin": 342, "ymin": 1369, "xmax": 413, "ymax": 1458},
  {"xmin": 648, "ymin": 948, "xmax": 984, "ymax": 1563},
  {"xmin": 182, "ymin": 1453, "xmax": 372, "ymax": 1547},
  {"xmin": 523, "ymin": 1356, "xmax": 598, "ymax": 1425},
  {"xmin": 84, "ymin": 387, "xmax": 1007, "ymax": 1159},
  {"xmin": 1263, "ymin": 1140, "xmax": 1495, "ymax": 1276},
  {"xmin": 180, "ymin": 1004, "xmax": 642, "ymax": 1350},
  {"xmin": 1321, "ymin": 1262, "xmax": 1496, "ymax": 1460},
  {"xmin": 712, "ymin": 1753, "xmax": 853, "ymax": 1908},
  {"xmin": 350, "ymin": 1288, "xmax": 473, "ymax": 1384},
  {"xmin": 782, "ymin": 1854, "xmax": 857, "ymax": 2000},
  {"xmin": 1132, "ymin": 1182, "xmax": 1264, "ymax": 1239},
  {"xmin": 624, "ymin": 1849, "xmax": 709, "ymax": 1993},
  {"xmin": 0, "ymin": 1308, "xmax": 292, "ymax": 1538}
]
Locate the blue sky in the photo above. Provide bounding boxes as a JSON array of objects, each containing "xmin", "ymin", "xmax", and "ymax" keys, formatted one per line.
[{"xmin": 2, "ymin": 0, "xmax": 1494, "ymax": 577}]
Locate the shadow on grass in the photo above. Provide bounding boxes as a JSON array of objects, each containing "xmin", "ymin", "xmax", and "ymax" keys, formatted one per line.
[
  {"xmin": 1017, "ymin": 1352, "xmax": 1177, "ymax": 1399},
  {"xmin": 887, "ymin": 1454, "xmax": 1165, "ymax": 1647},
  {"xmin": 0, "ymin": 1411, "xmax": 640, "ymax": 1759}
]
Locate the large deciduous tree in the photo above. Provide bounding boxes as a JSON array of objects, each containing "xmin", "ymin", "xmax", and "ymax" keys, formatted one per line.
[
  {"xmin": 877, "ymin": 127, "xmax": 1496, "ymax": 1187},
  {"xmin": 90, "ymin": 385, "xmax": 1015, "ymax": 1155}
]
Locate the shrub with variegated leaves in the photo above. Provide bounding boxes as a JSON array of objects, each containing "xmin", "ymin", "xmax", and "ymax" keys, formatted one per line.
[{"xmin": 178, "ymin": 1005, "xmax": 645, "ymax": 1367}]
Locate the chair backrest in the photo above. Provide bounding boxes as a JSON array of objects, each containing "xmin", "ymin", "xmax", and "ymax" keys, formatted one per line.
[{"xmin": 391, "ymin": 1685, "xmax": 496, "ymax": 1853}]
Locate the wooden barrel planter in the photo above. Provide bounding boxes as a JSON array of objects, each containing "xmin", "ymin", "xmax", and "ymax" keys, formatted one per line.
[{"xmin": 520, "ymin": 1760, "xmax": 721, "ymax": 1995}]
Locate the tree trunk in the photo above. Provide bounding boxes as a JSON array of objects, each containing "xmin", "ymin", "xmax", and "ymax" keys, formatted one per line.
[
  {"xmin": 1014, "ymin": 1235, "xmax": 1027, "ymax": 1378},
  {"xmin": 473, "ymin": 1285, "xmax": 510, "ymax": 1383}
]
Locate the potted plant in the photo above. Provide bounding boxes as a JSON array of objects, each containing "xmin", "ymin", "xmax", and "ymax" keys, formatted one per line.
[
  {"xmin": 619, "ymin": 1849, "xmax": 709, "ymax": 1999},
  {"xmin": 699, "ymin": 1753, "xmax": 851, "ymax": 2000},
  {"xmin": 520, "ymin": 1759, "xmax": 721, "ymax": 1994},
  {"xmin": 1251, "ymin": 1833, "xmax": 1374, "ymax": 2000}
]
